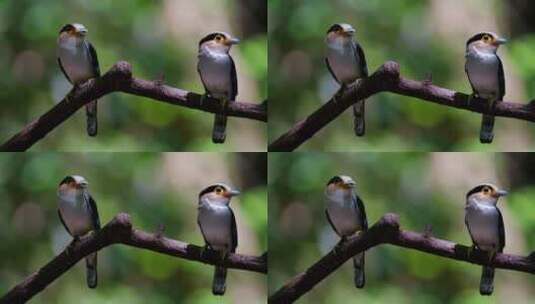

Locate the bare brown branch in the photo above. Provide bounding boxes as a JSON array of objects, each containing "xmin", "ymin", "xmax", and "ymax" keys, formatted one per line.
[
  {"xmin": 1, "ymin": 213, "xmax": 267, "ymax": 304},
  {"xmin": 268, "ymin": 61, "xmax": 535, "ymax": 151},
  {"xmin": 268, "ymin": 213, "xmax": 535, "ymax": 303},
  {"xmin": 0, "ymin": 61, "xmax": 267, "ymax": 151}
]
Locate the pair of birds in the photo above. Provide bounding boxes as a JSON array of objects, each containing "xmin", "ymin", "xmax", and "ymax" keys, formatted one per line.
[
  {"xmin": 56, "ymin": 23, "xmax": 239, "ymax": 143},
  {"xmin": 57, "ymin": 175, "xmax": 240, "ymax": 296},
  {"xmin": 325, "ymin": 175, "xmax": 507, "ymax": 295},
  {"xmin": 325, "ymin": 23, "xmax": 506, "ymax": 143}
]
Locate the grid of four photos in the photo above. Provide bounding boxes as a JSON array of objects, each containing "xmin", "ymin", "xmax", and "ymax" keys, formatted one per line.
[{"xmin": 1, "ymin": 1, "xmax": 535, "ymax": 303}]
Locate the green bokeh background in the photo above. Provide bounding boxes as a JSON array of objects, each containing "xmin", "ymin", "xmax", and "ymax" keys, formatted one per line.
[
  {"xmin": 269, "ymin": 152, "xmax": 535, "ymax": 303},
  {"xmin": 0, "ymin": 152, "xmax": 267, "ymax": 303},
  {"xmin": 269, "ymin": 0, "xmax": 535, "ymax": 151},
  {"xmin": 0, "ymin": 0, "xmax": 267, "ymax": 151}
]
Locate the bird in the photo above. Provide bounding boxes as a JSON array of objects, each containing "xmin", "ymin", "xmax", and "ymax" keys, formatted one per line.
[
  {"xmin": 57, "ymin": 23, "xmax": 101, "ymax": 137},
  {"xmin": 464, "ymin": 183, "xmax": 507, "ymax": 295},
  {"xmin": 465, "ymin": 32, "xmax": 507, "ymax": 144},
  {"xmin": 57, "ymin": 175, "xmax": 101, "ymax": 289},
  {"xmin": 325, "ymin": 23, "xmax": 369, "ymax": 136},
  {"xmin": 197, "ymin": 32, "xmax": 239, "ymax": 144},
  {"xmin": 324, "ymin": 175, "xmax": 368, "ymax": 288},
  {"xmin": 197, "ymin": 183, "xmax": 240, "ymax": 295}
]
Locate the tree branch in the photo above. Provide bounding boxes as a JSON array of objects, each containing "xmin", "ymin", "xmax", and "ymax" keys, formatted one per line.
[
  {"xmin": 0, "ymin": 61, "xmax": 267, "ymax": 151},
  {"xmin": 268, "ymin": 213, "xmax": 535, "ymax": 303},
  {"xmin": 1, "ymin": 213, "xmax": 267, "ymax": 304},
  {"xmin": 268, "ymin": 61, "xmax": 535, "ymax": 151}
]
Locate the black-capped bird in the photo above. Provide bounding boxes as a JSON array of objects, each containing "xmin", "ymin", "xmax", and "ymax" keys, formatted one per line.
[
  {"xmin": 57, "ymin": 23, "xmax": 100, "ymax": 137},
  {"xmin": 465, "ymin": 32, "xmax": 507, "ymax": 143},
  {"xmin": 197, "ymin": 32, "xmax": 239, "ymax": 144},
  {"xmin": 464, "ymin": 183, "xmax": 507, "ymax": 295},
  {"xmin": 57, "ymin": 175, "xmax": 100, "ymax": 288},
  {"xmin": 197, "ymin": 183, "xmax": 240, "ymax": 295},
  {"xmin": 325, "ymin": 23, "xmax": 369, "ymax": 136},
  {"xmin": 325, "ymin": 175, "xmax": 368, "ymax": 288}
]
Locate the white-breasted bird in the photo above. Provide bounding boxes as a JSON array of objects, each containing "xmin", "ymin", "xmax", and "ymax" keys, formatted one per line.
[
  {"xmin": 57, "ymin": 23, "xmax": 100, "ymax": 137},
  {"xmin": 197, "ymin": 183, "xmax": 240, "ymax": 295},
  {"xmin": 325, "ymin": 23, "xmax": 369, "ymax": 136},
  {"xmin": 57, "ymin": 175, "xmax": 100, "ymax": 288},
  {"xmin": 325, "ymin": 175, "xmax": 368, "ymax": 288},
  {"xmin": 464, "ymin": 183, "xmax": 507, "ymax": 295},
  {"xmin": 465, "ymin": 32, "xmax": 507, "ymax": 144},
  {"xmin": 197, "ymin": 32, "xmax": 239, "ymax": 144}
]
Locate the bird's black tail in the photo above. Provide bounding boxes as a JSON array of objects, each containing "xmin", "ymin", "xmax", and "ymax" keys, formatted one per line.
[
  {"xmin": 353, "ymin": 100, "xmax": 365, "ymax": 137},
  {"xmin": 86, "ymin": 252, "xmax": 98, "ymax": 289},
  {"xmin": 480, "ymin": 114, "xmax": 495, "ymax": 144},
  {"xmin": 480, "ymin": 266, "xmax": 495, "ymax": 295},
  {"xmin": 212, "ymin": 266, "xmax": 227, "ymax": 295},
  {"xmin": 212, "ymin": 114, "xmax": 227, "ymax": 144},
  {"xmin": 353, "ymin": 252, "xmax": 365, "ymax": 288},
  {"xmin": 86, "ymin": 100, "xmax": 98, "ymax": 137}
]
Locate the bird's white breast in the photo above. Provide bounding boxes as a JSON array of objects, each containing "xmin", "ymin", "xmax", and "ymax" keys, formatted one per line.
[
  {"xmin": 57, "ymin": 38, "xmax": 94, "ymax": 84},
  {"xmin": 58, "ymin": 190, "xmax": 92, "ymax": 237},
  {"xmin": 465, "ymin": 51, "xmax": 500, "ymax": 99},
  {"xmin": 326, "ymin": 191, "xmax": 362, "ymax": 237},
  {"xmin": 198, "ymin": 201, "xmax": 232, "ymax": 250},
  {"xmin": 326, "ymin": 41, "xmax": 362, "ymax": 85},
  {"xmin": 465, "ymin": 202, "xmax": 500, "ymax": 251},
  {"xmin": 198, "ymin": 49, "xmax": 232, "ymax": 99}
]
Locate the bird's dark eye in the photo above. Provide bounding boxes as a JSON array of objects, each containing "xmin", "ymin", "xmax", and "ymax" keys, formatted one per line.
[
  {"xmin": 483, "ymin": 187, "xmax": 490, "ymax": 193},
  {"xmin": 216, "ymin": 35, "xmax": 222, "ymax": 41},
  {"xmin": 483, "ymin": 35, "xmax": 491, "ymax": 41},
  {"xmin": 215, "ymin": 187, "xmax": 223, "ymax": 194}
]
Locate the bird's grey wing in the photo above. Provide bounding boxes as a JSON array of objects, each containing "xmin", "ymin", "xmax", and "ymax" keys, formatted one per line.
[
  {"xmin": 464, "ymin": 215, "xmax": 479, "ymax": 248},
  {"xmin": 355, "ymin": 42, "xmax": 368, "ymax": 77},
  {"xmin": 497, "ymin": 56, "xmax": 505, "ymax": 100},
  {"xmin": 197, "ymin": 210, "xmax": 212, "ymax": 248},
  {"xmin": 325, "ymin": 209, "xmax": 339, "ymax": 235},
  {"xmin": 497, "ymin": 208, "xmax": 505, "ymax": 252},
  {"xmin": 325, "ymin": 58, "xmax": 340, "ymax": 84},
  {"xmin": 197, "ymin": 64, "xmax": 212, "ymax": 96},
  {"xmin": 86, "ymin": 41, "xmax": 101, "ymax": 77},
  {"xmin": 57, "ymin": 58, "xmax": 72, "ymax": 84},
  {"xmin": 355, "ymin": 194, "xmax": 368, "ymax": 230},
  {"xmin": 230, "ymin": 55, "xmax": 238, "ymax": 100},
  {"xmin": 464, "ymin": 64, "xmax": 479, "ymax": 95},
  {"xmin": 85, "ymin": 193, "xmax": 101, "ymax": 230},
  {"xmin": 58, "ymin": 209, "xmax": 73, "ymax": 236},
  {"xmin": 230, "ymin": 207, "xmax": 238, "ymax": 252}
]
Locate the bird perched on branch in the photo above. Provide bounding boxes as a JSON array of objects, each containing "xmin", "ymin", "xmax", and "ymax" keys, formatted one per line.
[
  {"xmin": 325, "ymin": 23, "xmax": 369, "ymax": 136},
  {"xmin": 57, "ymin": 23, "xmax": 101, "ymax": 137},
  {"xmin": 57, "ymin": 175, "xmax": 100, "ymax": 288},
  {"xmin": 465, "ymin": 32, "xmax": 507, "ymax": 144},
  {"xmin": 325, "ymin": 175, "xmax": 368, "ymax": 288},
  {"xmin": 197, "ymin": 32, "xmax": 240, "ymax": 144},
  {"xmin": 464, "ymin": 183, "xmax": 507, "ymax": 295},
  {"xmin": 197, "ymin": 183, "xmax": 240, "ymax": 295}
]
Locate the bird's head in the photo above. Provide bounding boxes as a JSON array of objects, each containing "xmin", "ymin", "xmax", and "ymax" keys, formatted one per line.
[
  {"xmin": 59, "ymin": 175, "xmax": 89, "ymax": 191},
  {"xmin": 199, "ymin": 183, "xmax": 240, "ymax": 205},
  {"xmin": 466, "ymin": 183, "xmax": 508, "ymax": 206},
  {"xmin": 325, "ymin": 175, "xmax": 356, "ymax": 195},
  {"xmin": 59, "ymin": 23, "xmax": 88, "ymax": 39},
  {"xmin": 326, "ymin": 23, "xmax": 356, "ymax": 44},
  {"xmin": 199, "ymin": 32, "xmax": 239, "ymax": 53},
  {"xmin": 466, "ymin": 32, "xmax": 507, "ymax": 54}
]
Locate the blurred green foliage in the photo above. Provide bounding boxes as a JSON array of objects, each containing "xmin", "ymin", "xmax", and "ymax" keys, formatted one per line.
[
  {"xmin": 268, "ymin": 0, "xmax": 535, "ymax": 151},
  {"xmin": 269, "ymin": 152, "xmax": 535, "ymax": 303},
  {"xmin": 0, "ymin": 0, "xmax": 266, "ymax": 151},
  {"xmin": 0, "ymin": 153, "xmax": 267, "ymax": 303}
]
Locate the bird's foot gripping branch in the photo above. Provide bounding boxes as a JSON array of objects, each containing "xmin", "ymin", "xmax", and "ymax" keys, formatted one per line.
[
  {"xmin": 268, "ymin": 213, "xmax": 535, "ymax": 304},
  {"xmin": 0, "ymin": 61, "xmax": 267, "ymax": 152},
  {"xmin": 1, "ymin": 213, "xmax": 267, "ymax": 304},
  {"xmin": 268, "ymin": 61, "xmax": 535, "ymax": 151}
]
